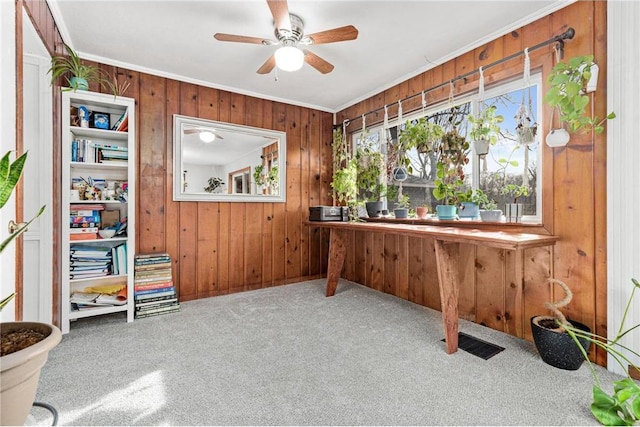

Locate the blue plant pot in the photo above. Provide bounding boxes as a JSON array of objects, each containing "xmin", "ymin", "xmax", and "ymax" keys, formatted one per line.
[
  {"xmin": 394, "ymin": 208, "xmax": 408, "ymax": 219},
  {"xmin": 436, "ymin": 205, "xmax": 456, "ymax": 220},
  {"xmin": 69, "ymin": 77, "xmax": 88, "ymax": 91},
  {"xmin": 458, "ymin": 202, "xmax": 479, "ymax": 219}
]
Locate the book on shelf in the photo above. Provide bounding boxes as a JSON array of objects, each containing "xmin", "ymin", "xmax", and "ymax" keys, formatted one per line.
[
  {"xmin": 70, "ymin": 227, "xmax": 99, "ymax": 234},
  {"xmin": 70, "ymin": 269, "xmax": 111, "ymax": 280},
  {"xmin": 70, "ymin": 244, "xmax": 113, "ymax": 257},
  {"xmin": 134, "ymin": 285, "xmax": 175, "ymax": 296},
  {"xmin": 111, "ymin": 243, "xmax": 127, "ymax": 275},
  {"xmin": 135, "ymin": 302, "xmax": 180, "ymax": 314},
  {"xmin": 70, "ymin": 233, "xmax": 98, "ymax": 241},
  {"xmin": 69, "ymin": 287, "xmax": 127, "ymax": 306},
  {"xmin": 135, "ymin": 252, "xmax": 170, "ymax": 261},
  {"xmin": 110, "ymin": 110, "xmax": 128, "ymax": 132},
  {"xmin": 89, "ymin": 142, "xmax": 128, "ymax": 152},
  {"xmin": 134, "ymin": 267, "xmax": 172, "ymax": 278}
]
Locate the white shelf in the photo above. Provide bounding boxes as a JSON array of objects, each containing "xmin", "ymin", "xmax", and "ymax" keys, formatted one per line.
[{"xmin": 61, "ymin": 90, "xmax": 136, "ymax": 334}]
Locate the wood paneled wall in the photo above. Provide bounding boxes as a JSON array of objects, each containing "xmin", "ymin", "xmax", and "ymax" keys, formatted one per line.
[
  {"xmin": 24, "ymin": 0, "xmax": 608, "ymax": 364},
  {"xmin": 24, "ymin": 1, "xmax": 333, "ymax": 317},
  {"xmin": 336, "ymin": 1, "xmax": 608, "ymax": 364}
]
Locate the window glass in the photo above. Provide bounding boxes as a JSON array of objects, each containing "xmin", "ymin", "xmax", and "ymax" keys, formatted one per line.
[{"xmin": 349, "ymin": 74, "xmax": 542, "ymax": 223}]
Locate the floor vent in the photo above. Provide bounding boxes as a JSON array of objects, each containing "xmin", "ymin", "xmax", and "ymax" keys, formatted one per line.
[{"xmin": 442, "ymin": 332, "xmax": 505, "ymax": 360}]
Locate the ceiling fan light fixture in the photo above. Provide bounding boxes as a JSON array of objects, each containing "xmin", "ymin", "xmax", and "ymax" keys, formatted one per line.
[
  {"xmin": 275, "ymin": 46, "xmax": 304, "ymax": 71},
  {"xmin": 199, "ymin": 131, "xmax": 216, "ymax": 143}
]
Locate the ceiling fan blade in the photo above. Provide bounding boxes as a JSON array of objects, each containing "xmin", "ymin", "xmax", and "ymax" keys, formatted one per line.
[
  {"xmin": 267, "ymin": 0, "xmax": 291, "ymax": 33},
  {"xmin": 257, "ymin": 54, "xmax": 276, "ymax": 74},
  {"xmin": 306, "ymin": 25, "xmax": 359, "ymax": 45},
  {"xmin": 303, "ymin": 50, "xmax": 334, "ymax": 74},
  {"xmin": 213, "ymin": 33, "xmax": 267, "ymax": 44}
]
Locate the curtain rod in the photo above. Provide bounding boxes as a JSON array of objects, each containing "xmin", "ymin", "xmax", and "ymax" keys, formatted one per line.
[{"xmin": 337, "ymin": 27, "xmax": 575, "ymax": 128}]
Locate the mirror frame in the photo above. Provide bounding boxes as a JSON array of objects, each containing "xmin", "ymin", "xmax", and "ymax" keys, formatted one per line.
[{"xmin": 173, "ymin": 114, "xmax": 286, "ymax": 203}]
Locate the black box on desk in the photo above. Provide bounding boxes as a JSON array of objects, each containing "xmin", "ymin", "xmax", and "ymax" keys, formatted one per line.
[{"xmin": 309, "ymin": 206, "xmax": 348, "ymax": 222}]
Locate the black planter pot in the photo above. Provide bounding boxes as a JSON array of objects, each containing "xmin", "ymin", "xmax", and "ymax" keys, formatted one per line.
[
  {"xmin": 365, "ymin": 201, "xmax": 384, "ymax": 218},
  {"xmin": 530, "ymin": 316, "xmax": 592, "ymax": 371}
]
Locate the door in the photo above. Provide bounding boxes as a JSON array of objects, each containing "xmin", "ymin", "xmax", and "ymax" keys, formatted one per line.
[{"xmin": 22, "ymin": 8, "xmax": 53, "ymax": 323}]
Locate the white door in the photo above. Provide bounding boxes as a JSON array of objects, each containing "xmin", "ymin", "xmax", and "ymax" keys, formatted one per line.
[{"xmin": 22, "ymin": 8, "xmax": 53, "ymax": 323}]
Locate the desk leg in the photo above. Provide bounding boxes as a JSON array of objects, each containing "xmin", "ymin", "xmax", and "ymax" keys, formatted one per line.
[
  {"xmin": 434, "ymin": 239, "xmax": 460, "ymax": 354},
  {"xmin": 326, "ymin": 228, "xmax": 347, "ymax": 297}
]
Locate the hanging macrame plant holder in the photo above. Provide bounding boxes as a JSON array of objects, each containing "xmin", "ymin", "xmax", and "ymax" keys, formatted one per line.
[
  {"xmin": 545, "ymin": 46, "xmax": 570, "ymax": 148},
  {"xmin": 473, "ymin": 67, "xmax": 491, "ymax": 157},
  {"xmin": 516, "ymin": 48, "xmax": 539, "ymax": 145}
]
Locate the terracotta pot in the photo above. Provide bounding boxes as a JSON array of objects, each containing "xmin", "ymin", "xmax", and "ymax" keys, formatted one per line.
[
  {"xmin": 1, "ymin": 322, "xmax": 61, "ymax": 425},
  {"xmin": 416, "ymin": 206, "xmax": 429, "ymax": 219}
]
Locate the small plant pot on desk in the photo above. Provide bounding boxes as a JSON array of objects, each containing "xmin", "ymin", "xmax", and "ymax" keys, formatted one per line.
[
  {"xmin": 436, "ymin": 205, "xmax": 456, "ymax": 220},
  {"xmin": 479, "ymin": 209, "xmax": 502, "ymax": 222},
  {"xmin": 531, "ymin": 316, "xmax": 591, "ymax": 371},
  {"xmin": 365, "ymin": 201, "xmax": 384, "ymax": 218}
]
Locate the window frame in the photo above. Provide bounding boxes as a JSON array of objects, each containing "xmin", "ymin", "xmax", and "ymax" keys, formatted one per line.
[{"xmin": 350, "ymin": 73, "xmax": 543, "ymax": 225}]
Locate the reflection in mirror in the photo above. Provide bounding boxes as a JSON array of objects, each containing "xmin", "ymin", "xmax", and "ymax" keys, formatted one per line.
[{"xmin": 173, "ymin": 115, "xmax": 286, "ymax": 202}]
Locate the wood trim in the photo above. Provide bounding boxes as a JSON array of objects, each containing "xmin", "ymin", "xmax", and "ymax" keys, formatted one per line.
[{"xmin": 15, "ymin": 0, "xmax": 24, "ymax": 320}]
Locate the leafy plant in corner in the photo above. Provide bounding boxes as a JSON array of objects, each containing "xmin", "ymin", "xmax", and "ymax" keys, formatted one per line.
[
  {"xmin": 48, "ymin": 43, "xmax": 110, "ymax": 93},
  {"xmin": 544, "ymin": 54, "xmax": 615, "ymax": 134},
  {"xmin": 561, "ymin": 278, "xmax": 640, "ymax": 426}
]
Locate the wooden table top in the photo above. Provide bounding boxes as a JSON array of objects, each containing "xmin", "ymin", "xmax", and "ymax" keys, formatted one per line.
[{"xmin": 304, "ymin": 220, "xmax": 558, "ymax": 251}]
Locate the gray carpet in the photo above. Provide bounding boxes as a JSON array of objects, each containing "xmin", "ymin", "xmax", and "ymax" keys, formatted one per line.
[{"xmin": 30, "ymin": 279, "xmax": 623, "ymax": 425}]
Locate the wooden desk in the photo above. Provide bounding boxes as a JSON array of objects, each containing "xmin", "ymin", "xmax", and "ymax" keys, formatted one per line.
[{"xmin": 305, "ymin": 221, "xmax": 558, "ymax": 354}]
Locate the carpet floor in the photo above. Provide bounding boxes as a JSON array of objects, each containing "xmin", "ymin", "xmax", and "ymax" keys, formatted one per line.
[{"xmin": 30, "ymin": 279, "xmax": 624, "ymax": 425}]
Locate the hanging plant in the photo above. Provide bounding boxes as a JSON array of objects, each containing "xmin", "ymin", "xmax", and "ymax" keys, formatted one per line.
[
  {"xmin": 515, "ymin": 88, "xmax": 538, "ymax": 145},
  {"xmin": 467, "ymin": 105, "xmax": 503, "ymax": 157}
]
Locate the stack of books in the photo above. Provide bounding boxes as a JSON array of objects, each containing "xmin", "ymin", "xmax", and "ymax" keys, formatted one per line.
[
  {"xmin": 71, "ymin": 140, "xmax": 128, "ymax": 165},
  {"xmin": 134, "ymin": 253, "xmax": 179, "ymax": 318},
  {"xmin": 69, "ymin": 244, "xmax": 113, "ymax": 280},
  {"xmin": 70, "ymin": 203, "xmax": 103, "ymax": 240}
]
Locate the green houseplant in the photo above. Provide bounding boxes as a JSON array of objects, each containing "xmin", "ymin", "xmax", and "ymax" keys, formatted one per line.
[
  {"xmin": 544, "ymin": 54, "xmax": 615, "ymax": 145},
  {"xmin": 267, "ymin": 165, "xmax": 279, "ymax": 194},
  {"xmin": 393, "ymin": 193, "xmax": 410, "ymax": 219},
  {"xmin": 48, "ymin": 43, "xmax": 108, "ymax": 92},
  {"xmin": 331, "ymin": 127, "xmax": 358, "ymax": 220},
  {"xmin": 1, "ymin": 151, "xmax": 60, "ymax": 426},
  {"xmin": 533, "ymin": 278, "xmax": 640, "ymax": 426},
  {"xmin": 467, "ymin": 105, "xmax": 504, "ymax": 157},
  {"xmin": 399, "ymin": 117, "xmax": 444, "ymax": 154},
  {"xmin": 433, "ymin": 128, "xmax": 470, "ymax": 220},
  {"xmin": 472, "ymin": 189, "xmax": 502, "ymax": 222},
  {"xmin": 356, "ymin": 144, "xmax": 386, "ymax": 218}
]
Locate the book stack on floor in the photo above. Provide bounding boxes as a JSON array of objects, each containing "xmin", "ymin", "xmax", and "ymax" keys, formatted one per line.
[{"xmin": 134, "ymin": 253, "xmax": 179, "ymax": 318}]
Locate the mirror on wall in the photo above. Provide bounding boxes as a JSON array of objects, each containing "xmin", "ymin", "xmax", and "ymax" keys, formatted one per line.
[{"xmin": 173, "ymin": 114, "xmax": 286, "ymax": 202}]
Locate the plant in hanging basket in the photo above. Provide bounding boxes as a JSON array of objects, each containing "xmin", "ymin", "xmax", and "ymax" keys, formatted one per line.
[
  {"xmin": 399, "ymin": 117, "xmax": 444, "ymax": 154},
  {"xmin": 467, "ymin": 105, "xmax": 503, "ymax": 156},
  {"xmin": 544, "ymin": 54, "xmax": 615, "ymax": 134},
  {"xmin": 515, "ymin": 101, "xmax": 538, "ymax": 145}
]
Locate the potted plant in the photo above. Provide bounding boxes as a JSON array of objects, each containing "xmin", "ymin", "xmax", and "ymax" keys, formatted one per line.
[
  {"xmin": 467, "ymin": 105, "xmax": 504, "ymax": 157},
  {"xmin": 416, "ymin": 204, "xmax": 429, "ymax": 219},
  {"xmin": 331, "ymin": 157, "xmax": 358, "ymax": 221},
  {"xmin": 502, "ymin": 183, "xmax": 529, "ymax": 223},
  {"xmin": 1, "ymin": 151, "xmax": 60, "ymax": 426},
  {"xmin": 473, "ymin": 189, "xmax": 502, "ymax": 222},
  {"xmin": 456, "ymin": 189, "xmax": 480, "ymax": 220},
  {"xmin": 544, "ymin": 54, "xmax": 615, "ymax": 146},
  {"xmin": 515, "ymin": 96, "xmax": 538, "ymax": 145},
  {"xmin": 48, "ymin": 43, "xmax": 109, "ymax": 92},
  {"xmin": 203, "ymin": 176, "xmax": 224, "ymax": 193},
  {"xmin": 530, "ymin": 278, "xmax": 592, "ymax": 371},
  {"xmin": 356, "ymin": 145, "xmax": 386, "ymax": 218},
  {"xmin": 433, "ymin": 163, "xmax": 462, "ymax": 220},
  {"xmin": 393, "ymin": 193, "xmax": 410, "ymax": 219},
  {"xmin": 399, "ymin": 117, "xmax": 444, "ymax": 154},
  {"xmin": 267, "ymin": 165, "xmax": 279, "ymax": 194},
  {"xmin": 253, "ymin": 164, "xmax": 266, "ymax": 192},
  {"xmin": 563, "ymin": 278, "xmax": 640, "ymax": 426}
]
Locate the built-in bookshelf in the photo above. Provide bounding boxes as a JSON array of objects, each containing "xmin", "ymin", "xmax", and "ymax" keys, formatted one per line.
[{"xmin": 60, "ymin": 90, "xmax": 136, "ymax": 334}]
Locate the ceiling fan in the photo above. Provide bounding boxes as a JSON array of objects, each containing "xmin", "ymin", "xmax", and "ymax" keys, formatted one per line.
[
  {"xmin": 184, "ymin": 128, "xmax": 224, "ymax": 143},
  {"xmin": 213, "ymin": 0, "xmax": 358, "ymax": 74}
]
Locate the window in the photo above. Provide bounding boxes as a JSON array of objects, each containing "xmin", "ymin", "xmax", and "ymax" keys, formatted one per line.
[{"xmin": 351, "ymin": 74, "xmax": 542, "ymax": 223}]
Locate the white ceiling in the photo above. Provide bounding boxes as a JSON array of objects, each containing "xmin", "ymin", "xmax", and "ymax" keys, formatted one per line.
[{"xmin": 48, "ymin": 0, "xmax": 574, "ymax": 113}]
